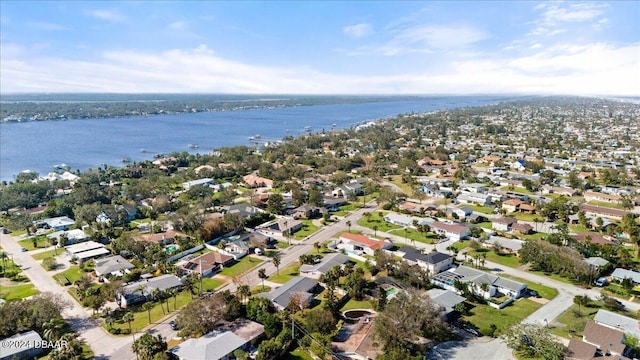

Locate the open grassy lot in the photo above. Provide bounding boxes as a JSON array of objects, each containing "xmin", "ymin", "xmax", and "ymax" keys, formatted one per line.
[
  {"xmin": 18, "ymin": 236, "xmax": 49, "ymax": 251},
  {"xmin": 251, "ymin": 285, "xmax": 271, "ymax": 294},
  {"xmin": 219, "ymin": 256, "xmax": 263, "ymax": 278},
  {"xmin": 107, "ymin": 290, "xmax": 193, "ymax": 334},
  {"xmin": 587, "ymin": 200, "xmax": 626, "ymax": 210},
  {"xmin": 500, "ymin": 186, "xmax": 534, "ymax": 195},
  {"xmin": 202, "ymin": 277, "xmax": 224, "ymax": 292},
  {"xmin": 516, "ymin": 232, "xmax": 548, "ymax": 241},
  {"xmin": 469, "ymin": 205, "xmax": 496, "ymax": 214},
  {"xmin": 32, "ymin": 249, "xmax": 61, "ymax": 261},
  {"xmin": 551, "ymin": 301, "xmax": 638, "ymax": 339},
  {"xmin": 509, "ymin": 212, "xmax": 541, "ymax": 222},
  {"xmin": 0, "ymin": 283, "xmax": 39, "ymax": 300},
  {"xmin": 387, "ymin": 227, "xmax": 438, "ymax": 245},
  {"xmin": 499, "ymin": 274, "xmax": 559, "ymax": 300},
  {"xmin": 268, "ymin": 262, "xmax": 300, "ymax": 284},
  {"xmin": 467, "ymin": 249, "xmax": 521, "ymax": 268},
  {"xmin": 340, "ymin": 298, "xmax": 374, "ymax": 311},
  {"xmin": 389, "ymin": 175, "xmax": 414, "ymax": 196},
  {"xmin": 476, "ymin": 222, "xmax": 493, "ymax": 230},
  {"xmin": 463, "ymin": 298, "xmax": 541, "ymax": 336},
  {"xmin": 357, "ymin": 212, "xmax": 401, "ymax": 233},
  {"xmin": 449, "ymin": 240, "xmax": 472, "ymax": 252},
  {"xmin": 56, "ymin": 265, "xmax": 84, "ymax": 285},
  {"xmin": 294, "ymin": 220, "xmax": 319, "ymax": 240}
]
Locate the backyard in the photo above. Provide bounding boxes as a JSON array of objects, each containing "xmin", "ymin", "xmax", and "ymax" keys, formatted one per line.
[
  {"xmin": 218, "ymin": 256, "xmax": 263, "ymax": 278},
  {"xmin": 268, "ymin": 261, "xmax": 301, "ymax": 284},
  {"xmin": 294, "ymin": 220, "xmax": 319, "ymax": 240},
  {"xmin": 463, "ymin": 298, "xmax": 542, "ymax": 336},
  {"xmin": 0, "ymin": 282, "xmax": 39, "ymax": 301}
]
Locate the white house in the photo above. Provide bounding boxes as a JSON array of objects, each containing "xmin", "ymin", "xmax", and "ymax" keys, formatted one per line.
[
  {"xmin": 338, "ymin": 233, "xmax": 392, "ymax": 256},
  {"xmin": 182, "ymin": 178, "xmax": 214, "ymax": 190},
  {"xmin": 430, "ymin": 221, "xmax": 469, "ymax": 241},
  {"xmin": 396, "ymin": 247, "xmax": 453, "ymax": 274},
  {"xmin": 432, "ymin": 265, "xmax": 527, "ymax": 300}
]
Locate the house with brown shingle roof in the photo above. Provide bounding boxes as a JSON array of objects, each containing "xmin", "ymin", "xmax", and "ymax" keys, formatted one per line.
[
  {"xmin": 178, "ymin": 252, "xmax": 234, "ymax": 277},
  {"xmin": 582, "ymin": 321, "xmax": 630, "ymax": 358}
]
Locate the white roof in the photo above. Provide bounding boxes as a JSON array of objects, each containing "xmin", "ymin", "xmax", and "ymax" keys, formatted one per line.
[
  {"xmin": 611, "ymin": 268, "xmax": 640, "ymax": 284},
  {"xmin": 0, "ymin": 330, "xmax": 43, "ymax": 358},
  {"xmin": 171, "ymin": 331, "xmax": 247, "ymax": 360},
  {"xmin": 594, "ymin": 309, "xmax": 640, "ymax": 338},
  {"xmin": 75, "ymin": 247, "xmax": 110, "ymax": 260},
  {"xmin": 65, "ymin": 240, "xmax": 105, "ymax": 255},
  {"xmin": 47, "ymin": 229, "xmax": 87, "ymax": 241}
]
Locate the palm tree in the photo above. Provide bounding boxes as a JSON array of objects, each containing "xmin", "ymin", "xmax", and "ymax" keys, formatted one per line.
[
  {"xmin": 123, "ymin": 311, "xmax": 135, "ymax": 335},
  {"xmin": 142, "ymin": 302, "xmax": 153, "ymax": 324},
  {"xmin": 43, "ymin": 318, "xmax": 66, "ymax": 341},
  {"xmin": 314, "ymin": 241, "xmax": 321, "ymax": 254},
  {"xmin": 283, "ymin": 220, "xmax": 290, "ymax": 245},
  {"xmin": 170, "ymin": 288, "xmax": 178, "ymax": 311},
  {"xmin": 105, "ymin": 316, "xmax": 115, "ymax": 330},
  {"xmin": 346, "ymin": 220, "xmax": 352, "ymax": 233},
  {"xmin": 152, "ymin": 289, "xmax": 165, "ymax": 315},
  {"xmin": 184, "ymin": 273, "xmax": 198, "ymax": 299},
  {"xmin": 372, "ymin": 224, "xmax": 379, "ymax": 237},
  {"xmin": 237, "ymin": 284, "xmax": 251, "ymax": 302},
  {"xmin": 0, "ymin": 251, "xmax": 8, "ymax": 270},
  {"xmin": 258, "ymin": 268, "xmax": 267, "ymax": 289},
  {"xmin": 272, "ymin": 253, "xmax": 281, "ymax": 275}
]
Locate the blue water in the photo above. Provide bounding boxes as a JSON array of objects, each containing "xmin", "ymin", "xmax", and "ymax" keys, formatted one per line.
[{"xmin": 0, "ymin": 96, "xmax": 512, "ymax": 181}]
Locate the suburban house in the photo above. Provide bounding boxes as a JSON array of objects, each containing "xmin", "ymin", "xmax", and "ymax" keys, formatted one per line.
[
  {"xmin": 337, "ymin": 233, "xmax": 393, "ymax": 256},
  {"xmin": 171, "ymin": 319, "xmax": 264, "ymax": 360},
  {"xmin": 118, "ymin": 204, "xmax": 138, "ymax": 222},
  {"xmin": 116, "ymin": 274, "xmax": 183, "ymax": 308},
  {"xmin": 47, "ymin": 229, "xmax": 87, "ymax": 245},
  {"xmin": 259, "ymin": 277, "xmax": 319, "ymax": 311},
  {"xmin": 483, "ymin": 236, "xmax": 525, "ymax": 254},
  {"xmin": 134, "ymin": 230, "xmax": 190, "ymax": 245},
  {"xmin": 257, "ymin": 218, "xmax": 303, "ymax": 236},
  {"xmin": 571, "ymin": 232, "xmax": 616, "ymax": 246},
  {"xmin": 34, "ymin": 216, "xmax": 75, "ymax": 231},
  {"xmin": 594, "ymin": 309, "xmax": 640, "ymax": 338},
  {"xmin": 430, "ymin": 221, "xmax": 469, "ymax": 242},
  {"xmin": 456, "ymin": 192, "xmax": 492, "ymax": 206},
  {"xmin": 243, "ymin": 174, "xmax": 273, "ymax": 188},
  {"xmin": 511, "ymin": 223, "xmax": 533, "ymax": 234},
  {"xmin": 426, "ymin": 288, "xmax": 466, "ymax": 318},
  {"xmin": 299, "ymin": 253, "xmax": 350, "ymax": 279},
  {"xmin": 214, "ymin": 239, "xmax": 249, "ymax": 260},
  {"xmin": 581, "ymin": 321, "xmax": 630, "ymax": 358},
  {"xmin": 580, "ymin": 204, "xmax": 628, "ymax": 221},
  {"xmin": 583, "ymin": 257, "xmax": 610, "ymax": 270},
  {"xmin": 492, "ymin": 217, "xmax": 517, "ymax": 232},
  {"xmin": 182, "ymin": 178, "xmax": 214, "ymax": 190},
  {"xmin": 460, "ymin": 183, "xmax": 488, "ymax": 194},
  {"xmin": 290, "ymin": 204, "xmax": 325, "ymax": 219},
  {"xmin": 502, "ymin": 199, "xmax": 525, "ymax": 213},
  {"xmin": 453, "ymin": 207, "xmax": 473, "ymax": 220},
  {"xmin": 227, "ymin": 204, "xmax": 264, "ymax": 219},
  {"xmin": 65, "ymin": 241, "xmax": 110, "ymax": 261},
  {"xmin": 94, "ymin": 255, "xmax": 135, "ymax": 278},
  {"xmin": 396, "ymin": 247, "xmax": 453, "ymax": 274},
  {"xmin": 332, "ymin": 183, "xmax": 363, "ymax": 198},
  {"xmin": 383, "ymin": 213, "xmax": 434, "ymax": 228},
  {"xmin": 178, "ymin": 252, "xmax": 234, "ymax": 277},
  {"xmin": 584, "ymin": 191, "xmax": 622, "ymax": 204},
  {"xmin": 611, "ymin": 268, "xmax": 640, "ymax": 285},
  {"xmin": 432, "ymin": 265, "xmax": 527, "ymax": 300},
  {"xmin": 0, "ymin": 330, "xmax": 44, "ymax": 360}
]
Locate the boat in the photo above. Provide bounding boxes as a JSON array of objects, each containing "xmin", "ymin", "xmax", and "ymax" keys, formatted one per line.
[
  {"xmin": 122, "ymin": 157, "xmax": 132, "ymax": 163},
  {"xmin": 304, "ymin": 125, "xmax": 312, "ymax": 132},
  {"xmin": 188, "ymin": 144, "xmax": 198, "ymax": 149}
]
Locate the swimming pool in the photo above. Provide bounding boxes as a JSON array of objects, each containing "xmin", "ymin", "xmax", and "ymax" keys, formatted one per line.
[{"xmin": 164, "ymin": 244, "xmax": 180, "ymax": 253}]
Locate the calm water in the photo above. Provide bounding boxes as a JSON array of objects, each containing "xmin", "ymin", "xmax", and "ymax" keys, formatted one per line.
[{"xmin": 0, "ymin": 96, "xmax": 512, "ymax": 181}]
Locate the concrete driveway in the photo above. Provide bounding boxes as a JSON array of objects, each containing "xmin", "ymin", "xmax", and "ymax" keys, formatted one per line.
[{"xmin": 429, "ymin": 338, "xmax": 514, "ymax": 360}]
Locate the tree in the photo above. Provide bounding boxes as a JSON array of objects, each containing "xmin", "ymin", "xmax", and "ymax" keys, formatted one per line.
[
  {"xmin": 131, "ymin": 332, "xmax": 168, "ymax": 360},
  {"xmin": 258, "ymin": 268, "xmax": 267, "ymax": 289},
  {"xmin": 266, "ymin": 193, "xmax": 284, "ymax": 215},
  {"xmin": 344, "ymin": 267, "xmax": 367, "ymax": 300},
  {"xmin": 142, "ymin": 302, "xmax": 153, "ymax": 324},
  {"xmin": 573, "ymin": 295, "xmax": 590, "ymax": 316},
  {"xmin": 501, "ymin": 323, "xmax": 566, "ymax": 360},
  {"xmin": 183, "ymin": 273, "xmax": 199, "ymax": 299},
  {"xmin": 272, "ymin": 253, "xmax": 281, "ymax": 275},
  {"xmin": 346, "ymin": 220, "xmax": 352, "ymax": 233},
  {"xmin": 376, "ymin": 286, "xmax": 387, "ymax": 311},
  {"xmin": 152, "ymin": 289, "xmax": 165, "ymax": 315},
  {"xmin": 42, "ymin": 318, "xmax": 66, "ymax": 342},
  {"xmin": 621, "ymin": 277, "xmax": 635, "ymax": 295},
  {"xmin": 237, "ymin": 284, "xmax": 251, "ymax": 303},
  {"xmin": 372, "ymin": 224, "xmax": 379, "ymax": 237},
  {"xmin": 314, "ymin": 241, "xmax": 321, "ymax": 254},
  {"xmin": 123, "ymin": 311, "xmax": 134, "ymax": 335}
]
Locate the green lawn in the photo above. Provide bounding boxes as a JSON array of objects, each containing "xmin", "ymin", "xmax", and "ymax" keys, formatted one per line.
[
  {"xmin": 268, "ymin": 262, "xmax": 300, "ymax": 284},
  {"xmin": 0, "ymin": 283, "xmax": 39, "ymax": 300},
  {"xmin": 389, "ymin": 175, "xmax": 414, "ymax": 196},
  {"xmin": 468, "ymin": 249, "xmax": 521, "ymax": 268},
  {"xmin": 340, "ymin": 298, "xmax": 374, "ymax": 311},
  {"xmin": 550, "ymin": 304, "xmax": 593, "ymax": 339},
  {"xmin": 463, "ymin": 298, "xmax": 541, "ymax": 336},
  {"xmin": 587, "ymin": 200, "xmax": 626, "ymax": 210},
  {"xmin": 476, "ymin": 222, "xmax": 493, "ymax": 230},
  {"xmin": 294, "ymin": 220, "xmax": 320, "ymax": 240},
  {"xmin": 18, "ymin": 236, "xmax": 49, "ymax": 251},
  {"xmin": 357, "ymin": 213, "xmax": 402, "ymax": 233},
  {"xmin": 219, "ymin": 256, "xmax": 263, "ymax": 278},
  {"xmin": 449, "ymin": 240, "xmax": 472, "ymax": 252},
  {"xmin": 469, "ymin": 205, "xmax": 496, "ymax": 214},
  {"xmin": 32, "ymin": 249, "xmax": 61, "ymax": 260},
  {"xmin": 387, "ymin": 227, "xmax": 437, "ymax": 245},
  {"xmin": 508, "ymin": 212, "xmax": 541, "ymax": 222},
  {"xmin": 107, "ymin": 290, "xmax": 193, "ymax": 334},
  {"xmin": 251, "ymin": 285, "xmax": 271, "ymax": 294},
  {"xmin": 202, "ymin": 277, "xmax": 224, "ymax": 292},
  {"xmin": 277, "ymin": 241, "xmax": 292, "ymax": 249},
  {"xmin": 58, "ymin": 265, "xmax": 84, "ymax": 285},
  {"xmin": 500, "ymin": 186, "xmax": 534, "ymax": 195},
  {"xmin": 529, "ymin": 269, "xmax": 581, "ymax": 285},
  {"xmin": 283, "ymin": 348, "xmax": 314, "ymax": 360},
  {"xmin": 340, "ymin": 203, "xmax": 361, "ymax": 212},
  {"xmin": 516, "ymin": 232, "xmax": 548, "ymax": 241},
  {"xmin": 569, "ymin": 224, "xmax": 590, "ymax": 233},
  {"xmin": 499, "ymin": 274, "xmax": 559, "ymax": 300}
]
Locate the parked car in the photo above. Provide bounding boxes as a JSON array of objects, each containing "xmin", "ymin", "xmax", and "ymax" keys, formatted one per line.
[
  {"xmin": 594, "ymin": 277, "xmax": 608, "ymax": 287},
  {"xmin": 20, "ymin": 247, "xmax": 27, "ymax": 252},
  {"xmin": 169, "ymin": 320, "xmax": 178, "ymax": 330},
  {"xmin": 528, "ymin": 289, "xmax": 540, "ymax": 298}
]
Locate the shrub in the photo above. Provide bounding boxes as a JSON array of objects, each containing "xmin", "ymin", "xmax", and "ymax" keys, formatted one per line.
[{"xmin": 42, "ymin": 257, "xmax": 58, "ymax": 271}]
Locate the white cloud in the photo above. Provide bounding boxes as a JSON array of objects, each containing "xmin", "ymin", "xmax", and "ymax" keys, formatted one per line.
[
  {"xmin": 529, "ymin": 3, "xmax": 607, "ymax": 37},
  {"xmin": 343, "ymin": 23, "xmax": 373, "ymax": 38},
  {"xmin": 86, "ymin": 9, "xmax": 127, "ymax": 22},
  {"xmin": 1, "ymin": 42, "xmax": 638, "ymax": 96},
  {"xmin": 26, "ymin": 22, "xmax": 69, "ymax": 31},
  {"xmin": 169, "ymin": 21, "xmax": 187, "ymax": 30}
]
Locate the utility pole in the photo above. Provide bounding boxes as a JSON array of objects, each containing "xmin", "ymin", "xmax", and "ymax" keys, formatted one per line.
[
  {"xmin": 199, "ymin": 258, "xmax": 203, "ymax": 296},
  {"xmin": 292, "ymin": 318, "xmax": 295, "ymax": 340}
]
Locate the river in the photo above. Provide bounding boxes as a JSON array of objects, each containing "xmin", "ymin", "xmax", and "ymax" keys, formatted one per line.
[{"xmin": 0, "ymin": 96, "xmax": 514, "ymax": 181}]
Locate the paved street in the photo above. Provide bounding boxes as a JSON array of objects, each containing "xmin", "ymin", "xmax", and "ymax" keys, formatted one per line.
[{"xmin": 429, "ymin": 338, "xmax": 514, "ymax": 360}]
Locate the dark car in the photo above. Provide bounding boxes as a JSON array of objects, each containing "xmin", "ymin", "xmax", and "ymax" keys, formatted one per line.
[
  {"xmin": 528, "ymin": 289, "xmax": 540, "ymax": 298},
  {"xmin": 463, "ymin": 326, "xmax": 480, "ymax": 336},
  {"xmin": 169, "ymin": 320, "xmax": 178, "ymax": 330},
  {"xmin": 20, "ymin": 247, "xmax": 27, "ymax": 252}
]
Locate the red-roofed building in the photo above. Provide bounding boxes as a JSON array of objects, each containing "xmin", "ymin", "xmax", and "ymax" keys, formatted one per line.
[
  {"xmin": 134, "ymin": 230, "xmax": 190, "ymax": 245},
  {"xmin": 580, "ymin": 204, "xmax": 629, "ymax": 221},
  {"xmin": 338, "ymin": 233, "xmax": 392, "ymax": 256},
  {"xmin": 571, "ymin": 232, "xmax": 616, "ymax": 246},
  {"xmin": 431, "ymin": 221, "xmax": 469, "ymax": 241}
]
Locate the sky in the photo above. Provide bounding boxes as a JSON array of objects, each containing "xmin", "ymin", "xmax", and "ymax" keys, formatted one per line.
[{"xmin": 1, "ymin": 1, "xmax": 639, "ymax": 96}]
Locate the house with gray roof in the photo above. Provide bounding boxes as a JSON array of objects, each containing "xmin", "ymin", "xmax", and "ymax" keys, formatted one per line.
[
  {"xmin": 432, "ymin": 265, "xmax": 527, "ymax": 300},
  {"xmin": 426, "ymin": 288, "xmax": 466, "ymax": 318},
  {"xmin": 116, "ymin": 274, "xmax": 182, "ymax": 308},
  {"xmin": 611, "ymin": 268, "xmax": 640, "ymax": 285},
  {"xmin": 94, "ymin": 255, "xmax": 135, "ymax": 278},
  {"xmin": 259, "ymin": 277, "xmax": 319, "ymax": 311},
  {"xmin": 299, "ymin": 253, "xmax": 350, "ymax": 279},
  {"xmin": 583, "ymin": 256, "xmax": 610, "ymax": 270},
  {"xmin": 484, "ymin": 236, "xmax": 525, "ymax": 254},
  {"xmin": 0, "ymin": 330, "xmax": 43, "ymax": 360},
  {"xmin": 594, "ymin": 309, "xmax": 640, "ymax": 338},
  {"xmin": 396, "ymin": 247, "xmax": 453, "ymax": 274}
]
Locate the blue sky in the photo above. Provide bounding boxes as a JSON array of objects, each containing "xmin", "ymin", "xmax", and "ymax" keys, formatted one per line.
[{"xmin": 1, "ymin": 1, "xmax": 638, "ymax": 95}]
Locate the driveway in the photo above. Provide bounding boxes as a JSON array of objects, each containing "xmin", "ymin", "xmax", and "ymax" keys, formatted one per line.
[{"xmin": 429, "ymin": 338, "xmax": 514, "ymax": 360}]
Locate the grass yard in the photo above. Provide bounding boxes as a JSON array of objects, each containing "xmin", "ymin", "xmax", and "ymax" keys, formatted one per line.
[
  {"xmin": 294, "ymin": 220, "xmax": 320, "ymax": 240},
  {"xmin": 0, "ymin": 283, "xmax": 39, "ymax": 301},
  {"xmin": 277, "ymin": 241, "xmax": 292, "ymax": 249},
  {"xmin": 449, "ymin": 240, "xmax": 472, "ymax": 252},
  {"xmin": 587, "ymin": 200, "xmax": 626, "ymax": 210},
  {"xmin": 389, "ymin": 175, "xmax": 414, "ymax": 196},
  {"xmin": 469, "ymin": 205, "xmax": 496, "ymax": 214},
  {"xmin": 18, "ymin": 236, "xmax": 49, "ymax": 251},
  {"xmin": 529, "ymin": 269, "xmax": 581, "ymax": 285},
  {"xmin": 476, "ymin": 222, "xmax": 493, "ymax": 230},
  {"xmin": 467, "ymin": 249, "xmax": 521, "ymax": 268},
  {"xmin": 340, "ymin": 298, "xmax": 374, "ymax": 311},
  {"xmin": 201, "ymin": 277, "xmax": 224, "ymax": 292},
  {"xmin": 340, "ymin": 203, "xmax": 361, "ymax": 212},
  {"xmin": 550, "ymin": 304, "xmax": 593, "ymax": 339},
  {"xmin": 268, "ymin": 262, "xmax": 300, "ymax": 284},
  {"xmin": 463, "ymin": 298, "xmax": 542, "ymax": 336},
  {"xmin": 251, "ymin": 285, "xmax": 271, "ymax": 293},
  {"xmin": 386, "ymin": 227, "xmax": 438, "ymax": 245},
  {"xmin": 499, "ymin": 186, "xmax": 534, "ymax": 195},
  {"xmin": 219, "ymin": 256, "xmax": 263, "ymax": 278},
  {"xmin": 357, "ymin": 214, "xmax": 401, "ymax": 233},
  {"xmin": 516, "ymin": 232, "xmax": 548, "ymax": 241},
  {"xmin": 499, "ymin": 274, "xmax": 559, "ymax": 300},
  {"xmin": 58, "ymin": 265, "xmax": 84, "ymax": 285},
  {"xmin": 283, "ymin": 348, "xmax": 314, "ymax": 360},
  {"xmin": 107, "ymin": 290, "xmax": 193, "ymax": 334},
  {"xmin": 32, "ymin": 249, "xmax": 61, "ymax": 260},
  {"xmin": 509, "ymin": 212, "xmax": 541, "ymax": 222}
]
